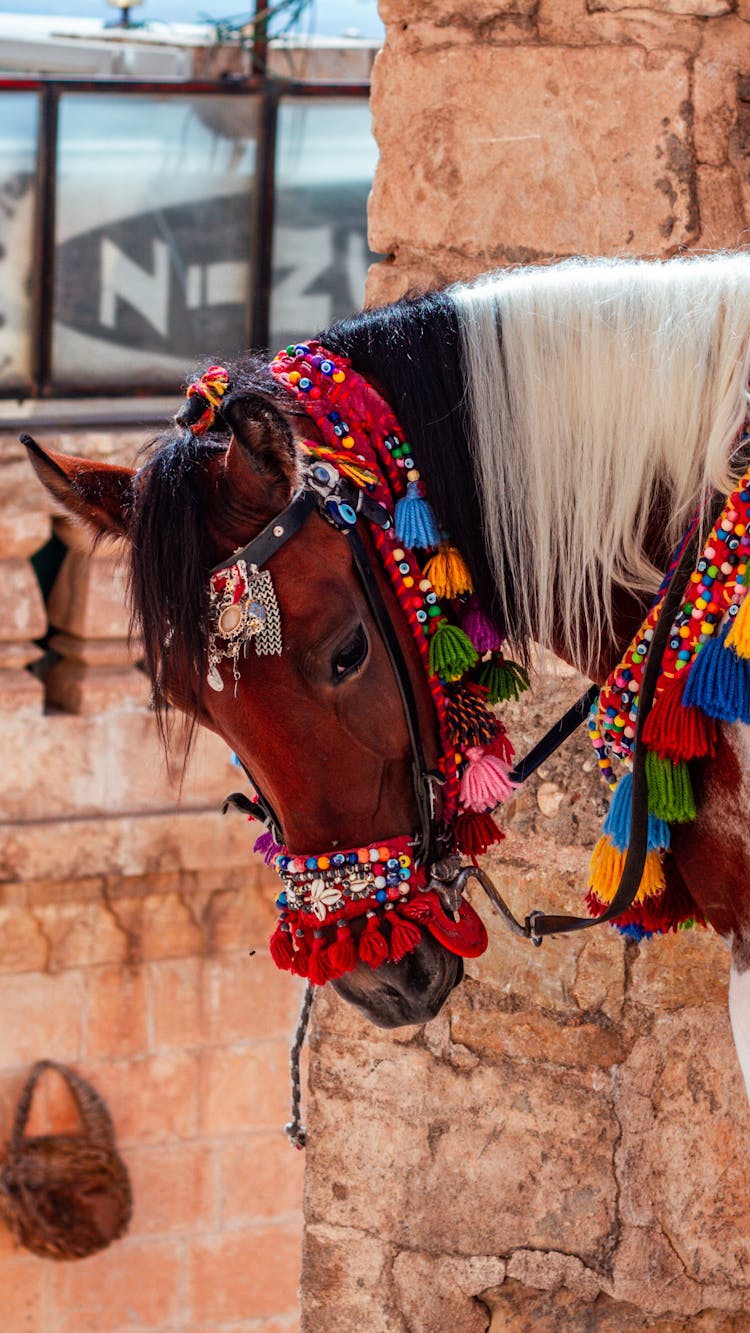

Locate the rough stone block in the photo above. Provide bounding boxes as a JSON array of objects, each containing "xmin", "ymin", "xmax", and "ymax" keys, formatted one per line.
[
  {"xmin": 695, "ymin": 164, "xmax": 746, "ymax": 250},
  {"xmin": 370, "ymin": 45, "xmax": 696, "ymax": 261},
  {"xmin": 306, "ymin": 1039, "xmax": 617, "ymax": 1261},
  {"xmin": 392, "ymin": 1251, "xmax": 507, "ymax": 1333},
  {"xmin": 302, "ymin": 1224, "xmax": 401, "ymax": 1333},
  {"xmin": 591, "ymin": 0, "xmax": 728, "ymax": 11}
]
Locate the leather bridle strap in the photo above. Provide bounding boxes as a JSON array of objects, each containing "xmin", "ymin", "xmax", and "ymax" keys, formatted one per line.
[{"xmin": 346, "ymin": 525, "xmax": 441, "ymax": 865}]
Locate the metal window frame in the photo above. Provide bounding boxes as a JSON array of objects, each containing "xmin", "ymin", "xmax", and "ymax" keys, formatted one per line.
[{"xmin": 0, "ymin": 73, "xmax": 370, "ymax": 405}]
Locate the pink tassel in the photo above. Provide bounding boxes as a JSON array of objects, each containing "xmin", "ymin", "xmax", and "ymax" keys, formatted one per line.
[
  {"xmin": 460, "ymin": 595, "xmax": 504, "ymax": 654},
  {"xmin": 459, "ymin": 745, "xmax": 517, "ymax": 812}
]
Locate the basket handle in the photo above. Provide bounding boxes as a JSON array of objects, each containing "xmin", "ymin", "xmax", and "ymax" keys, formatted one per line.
[{"xmin": 9, "ymin": 1061, "xmax": 116, "ymax": 1156}]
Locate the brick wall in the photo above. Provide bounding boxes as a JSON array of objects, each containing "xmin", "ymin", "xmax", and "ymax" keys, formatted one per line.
[
  {"xmin": 300, "ymin": 3, "xmax": 750, "ymax": 1329},
  {"xmin": 0, "ymin": 426, "xmax": 304, "ymax": 1332}
]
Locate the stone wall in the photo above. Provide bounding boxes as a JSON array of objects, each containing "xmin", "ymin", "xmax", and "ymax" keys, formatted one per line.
[
  {"xmin": 0, "ymin": 426, "xmax": 304, "ymax": 1332},
  {"xmin": 301, "ymin": 3, "xmax": 750, "ymax": 1329}
]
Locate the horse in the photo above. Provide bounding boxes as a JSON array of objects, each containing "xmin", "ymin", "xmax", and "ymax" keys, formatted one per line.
[{"xmin": 23, "ymin": 252, "xmax": 750, "ymax": 1097}]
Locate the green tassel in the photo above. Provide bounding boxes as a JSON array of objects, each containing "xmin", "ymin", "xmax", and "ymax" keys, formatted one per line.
[
  {"xmin": 645, "ymin": 750, "xmax": 696, "ymax": 823},
  {"xmin": 479, "ymin": 653, "xmax": 529, "ymax": 704},
  {"xmin": 428, "ymin": 621, "xmax": 478, "ymax": 681}
]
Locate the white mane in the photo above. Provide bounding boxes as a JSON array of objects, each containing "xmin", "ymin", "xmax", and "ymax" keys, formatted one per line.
[{"xmin": 450, "ymin": 254, "xmax": 750, "ymax": 674}]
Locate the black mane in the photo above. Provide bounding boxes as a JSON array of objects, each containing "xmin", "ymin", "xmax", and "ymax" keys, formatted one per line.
[{"xmin": 321, "ymin": 292, "xmax": 511, "ymax": 646}]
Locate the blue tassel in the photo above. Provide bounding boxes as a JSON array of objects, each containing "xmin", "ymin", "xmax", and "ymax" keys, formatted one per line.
[
  {"xmin": 230, "ymin": 751, "xmax": 243, "ymax": 768},
  {"xmin": 394, "ymin": 482, "xmax": 441, "ymax": 551},
  {"xmin": 683, "ymin": 621, "xmax": 750, "ymax": 723},
  {"xmin": 617, "ymin": 923, "xmax": 653, "ymax": 941},
  {"xmin": 602, "ymin": 770, "xmax": 671, "ymax": 853}
]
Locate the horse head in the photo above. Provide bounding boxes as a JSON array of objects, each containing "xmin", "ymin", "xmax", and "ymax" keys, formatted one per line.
[{"xmin": 24, "ymin": 352, "xmax": 487, "ymax": 1028}]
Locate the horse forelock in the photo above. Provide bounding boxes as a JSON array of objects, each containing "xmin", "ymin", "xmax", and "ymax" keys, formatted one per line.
[{"xmin": 128, "ymin": 352, "xmax": 304, "ymax": 742}]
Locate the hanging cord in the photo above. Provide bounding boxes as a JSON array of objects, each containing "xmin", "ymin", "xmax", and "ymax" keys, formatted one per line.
[{"xmin": 285, "ymin": 982, "xmax": 314, "ymax": 1149}]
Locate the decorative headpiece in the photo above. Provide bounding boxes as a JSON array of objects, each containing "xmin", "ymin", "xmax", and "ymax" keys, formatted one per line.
[{"xmin": 191, "ymin": 344, "xmax": 531, "ymax": 984}]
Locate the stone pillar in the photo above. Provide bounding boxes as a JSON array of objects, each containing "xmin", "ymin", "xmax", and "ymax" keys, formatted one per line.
[
  {"xmin": 0, "ymin": 512, "xmax": 48, "ymax": 714},
  {"xmin": 45, "ymin": 518, "xmax": 147, "ymax": 715}
]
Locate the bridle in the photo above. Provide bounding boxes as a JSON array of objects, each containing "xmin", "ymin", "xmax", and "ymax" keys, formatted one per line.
[{"xmin": 214, "ymin": 462, "xmax": 451, "ymax": 869}]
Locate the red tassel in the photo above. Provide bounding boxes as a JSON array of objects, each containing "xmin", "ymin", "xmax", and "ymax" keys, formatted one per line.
[
  {"xmin": 269, "ymin": 922, "xmax": 295, "ymax": 971},
  {"xmin": 326, "ymin": 921, "xmax": 358, "ymax": 977},
  {"xmin": 307, "ymin": 933, "xmax": 334, "ymax": 986},
  {"xmin": 642, "ymin": 672, "xmax": 718, "ymax": 763},
  {"xmin": 358, "ymin": 913, "xmax": 389, "ymax": 968},
  {"xmin": 289, "ymin": 932, "xmax": 310, "ymax": 978},
  {"xmin": 487, "ymin": 724, "xmax": 515, "ymax": 765},
  {"xmin": 388, "ymin": 912, "xmax": 422, "ymax": 963},
  {"xmin": 455, "ymin": 809, "xmax": 505, "ymax": 856}
]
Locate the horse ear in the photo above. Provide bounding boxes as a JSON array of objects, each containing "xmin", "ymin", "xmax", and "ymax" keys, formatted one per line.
[
  {"xmin": 221, "ymin": 393, "xmax": 300, "ymax": 496},
  {"xmin": 23, "ymin": 434, "xmax": 135, "ymax": 539}
]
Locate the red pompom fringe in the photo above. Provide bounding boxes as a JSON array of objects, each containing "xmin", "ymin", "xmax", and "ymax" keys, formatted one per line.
[
  {"xmin": 455, "ymin": 808, "xmax": 505, "ymax": 856},
  {"xmin": 358, "ymin": 913, "xmax": 390, "ymax": 968},
  {"xmin": 642, "ymin": 672, "xmax": 718, "ymax": 763}
]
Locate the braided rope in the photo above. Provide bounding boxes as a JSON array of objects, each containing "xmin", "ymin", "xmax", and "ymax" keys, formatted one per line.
[{"xmin": 284, "ymin": 982, "xmax": 314, "ymax": 1150}]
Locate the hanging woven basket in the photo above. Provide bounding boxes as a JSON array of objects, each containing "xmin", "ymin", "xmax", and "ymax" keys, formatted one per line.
[{"xmin": 0, "ymin": 1060, "xmax": 132, "ymax": 1260}]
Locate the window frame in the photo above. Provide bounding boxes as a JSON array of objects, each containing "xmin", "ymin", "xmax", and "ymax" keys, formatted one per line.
[{"xmin": 0, "ymin": 74, "xmax": 371, "ymax": 404}]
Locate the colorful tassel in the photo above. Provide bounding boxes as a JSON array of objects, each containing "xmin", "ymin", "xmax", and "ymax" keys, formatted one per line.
[
  {"xmin": 429, "ymin": 621, "xmax": 478, "ymax": 681},
  {"xmin": 641, "ymin": 672, "xmax": 718, "ymax": 763},
  {"xmin": 254, "ymin": 830, "xmax": 282, "ymax": 865},
  {"xmin": 423, "ymin": 543, "xmax": 473, "ymax": 599},
  {"xmin": 487, "ymin": 724, "xmax": 515, "ymax": 765},
  {"xmin": 460, "ymin": 746, "xmax": 516, "ymax": 811},
  {"xmin": 358, "ymin": 912, "xmax": 389, "ymax": 968},
  {"xmin": 726, "ymin": 592, "xmax": 750, "ymax": 657},
  {"xmin": 445, "ymin": 683, "xmax": 497, "ymax": 748},
  {"xmin": 269, "ymin": 922, "xmax": 295, "ymax": 971},
  {"xmin": 460, "ymin": 595, "xmax": 504, "ymax": 654},
  {"xmin": 290, "ymin": 932, "xmax": 310, "ymax": 978},
  {"xmin": 307, "ymin": 932, "xmax": 335, "ymax": 986},
  {"xmin": 588, "ymin": 836, "xmax": 665, "ymax": 905},
  {"xmin": 645, "ymin": 751, "xmax": 696, "ymax": 823},
  {"xmin": 455, "ymin": 809, "xmax": 505, "ymax": 856},
  {"xmin": 388, "ymin": 912, "xmax": 422, "ymax": 963},
  {"xmin": 602, "ymin": 771, "xmax": 671, "ymax": 854},
  {"xmin": 327, "ymin": 921, "xmax": 358, "ymax": 977},
  {"xmin": 394, "ymin": 481, "xmax": 441, "ymax": 550},
  {"xmin": 478, "ymin": 652, "xmax": 529, "ymax": 704},
  {"xmin": 683, "ymin": 621, "xmax": 750, "ymax": 723}
]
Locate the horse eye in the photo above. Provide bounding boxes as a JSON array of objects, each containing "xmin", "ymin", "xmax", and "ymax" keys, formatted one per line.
[{"xmin": 332, "ymin": 624, "xmax": 369, "ymax": 682}]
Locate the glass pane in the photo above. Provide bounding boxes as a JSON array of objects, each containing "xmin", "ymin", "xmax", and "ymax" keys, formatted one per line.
[
  {"xmin": 52, "ymin": 94, "xmax": 258, "ymax": 389},
  {"xmin": 0, "ymin": 93, "xmax": 38, "ymax": 390},
  {"xmin": 270, "ymin": 98, "xmax": 379, "ymax": 352}
]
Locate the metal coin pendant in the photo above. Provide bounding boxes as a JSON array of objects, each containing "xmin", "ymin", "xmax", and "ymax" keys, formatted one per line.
[{"xmin": 207, "ymin": 661, "xmax": 224, "ymax": 692}]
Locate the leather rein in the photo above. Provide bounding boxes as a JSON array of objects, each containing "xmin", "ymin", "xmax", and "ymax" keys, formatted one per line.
[{"xmin": 216, "ymin": 455, "xmax": 709, "ymax": 948}]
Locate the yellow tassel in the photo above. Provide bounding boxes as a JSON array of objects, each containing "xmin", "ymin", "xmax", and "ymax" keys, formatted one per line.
[
  {"xmin": 588, "ymin": 836, "xmax": 623, "ymax": 904},
  {"xmin": 726, "ymin": 592, "xmax": 750, "ymax": 658},
  {"xmin": 589, "ymin": 837, "xmax": 666, "ymax": 906},
  {"xmin": 635, "ymin": 849, "xmax": 666, "ymax": 903},
  {"xmin": 423, "ymin": 543, "xmax": 473, "ymax": 599}
]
